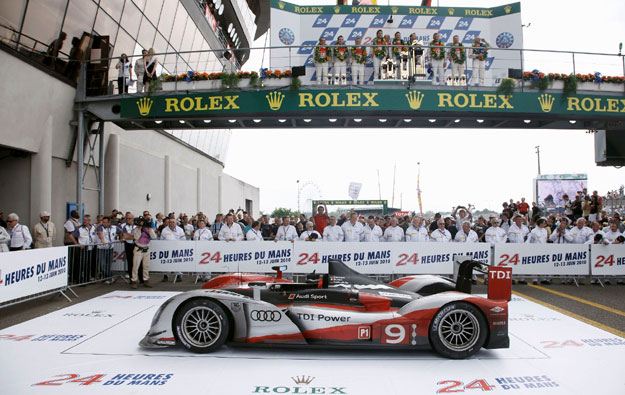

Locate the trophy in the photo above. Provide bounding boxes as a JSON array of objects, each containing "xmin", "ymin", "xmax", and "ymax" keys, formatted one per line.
[
  {"xmin": 386, "ymin": 57, "xmax": 396, "ymax": 80},
  {"xmin": 410, "ymin": 40, "xmax": 426, "ymax": 79},
  {"xmin": 400, "ymin": 48, "xmax": 410, "ymax": 80},
  {"xmin": 381, "ymin": 57, "xmax": 389, "ymax": 80}
]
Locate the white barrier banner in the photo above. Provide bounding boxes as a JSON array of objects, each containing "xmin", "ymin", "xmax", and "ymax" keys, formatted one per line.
[
  {"xmin": 0, "ymin": 247, "xmax": 68, "ymax": 303},
  {"xmin": 391, "ymin": 242, "xmax": 490, "ymax": 275},
  {"xmin": 493, "ymin": 243, "xmax": 589, "ymax": 275},
  {"xmin": 148, "ymin": 240, "xmax": 197, "ymax": 272},
  {"xmin": 293, "ymin": 242, "xmax": 386, "ymax": 274},
  {"xmin": 111, "ymin": 242, "xmax": 127, "ymax": 272},
  {"xmin": 589, "ymin": 244, "xmax": 625, "ymax": 276},
  {"xmin": 195, "ymin": 241, "xmax": 295, "ymax": 273}
]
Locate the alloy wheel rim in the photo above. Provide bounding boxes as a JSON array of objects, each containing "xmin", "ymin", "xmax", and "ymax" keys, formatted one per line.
[
  {"xmin": 181, "ymin": 306, "xmax": 222, "ymax": 347},
  {"xmin": 438, "ymin": 309, "xmax": 479, "ymax": 352}
]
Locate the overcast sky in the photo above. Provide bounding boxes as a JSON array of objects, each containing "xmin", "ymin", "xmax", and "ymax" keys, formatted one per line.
[{"xmin": 224, "ymin": 0, "xmax": 625, "ymax": 215}]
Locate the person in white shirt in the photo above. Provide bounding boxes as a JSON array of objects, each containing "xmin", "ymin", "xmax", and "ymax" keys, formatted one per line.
[
  {"xmin": 405, "ymin": 216, "xmax": 429, "ymax": 242},
  {"xmin": 602, "ymin": 220, "xmax": 623, "ymax": 244},
  {"xmin": 120, "ymin": 213, "xmax": 138, "ymax": 281},
  {"xmin": 300, "ymin": 222, "xmax": 321, "ymax": 241},
  {"xmin": 507, "ymin": 215, "xmax": 530, "ymax": 284},
  {"xmin": 341, "ymin": 212, "xmax": 364, "ymax": 242},
  {"xmin": 323, "ymin": 216, "xmax": 344, "ymax": 242},
  {"xmin": 246, "ymin": 221, "xmax": 264, "ymax": 242},
  {"xmin": 275, "ymin": 216, "xmax": 298, "ymax": 242},
  {"xmin": 70, "ymin": 215, "xmax": 98, "ymax": 283},
  {"xmin": 587, "ymin": 221, "xmax": 606, "ymax": 244},
  {"xmin": 452, "ymin": 205, "xmax": 472, "ymax": 231},
  {"xmin": 525, "ymin": 218, "xmax": 550, "ymax": 285},
  {"xmin": 6, "ymin": 213, "xmax": 32, "ymax": 251},
  {"xmin": 361, "ymin": 216, "xmax": 383, "ymax": 242},
  {"xmin": 193, "ymin": 219, "xmax": 213, "ymax": 241},
  {"xmin": 161, "ymin": 220, "xmax": 186, "ymax": 241},
  {"xmin": 526, "ymin": 218, "xmax": 548, "ymax": 244},
  {"xmin": 181, "ymin": 215, "xmax": 194, "ymax": 240},
  {"xmin": 549, "ymin": 217, "xmax": 573, "ymax": 243},
  {"xmin": 569, "ymin": 218, "xmax": 593, "ymax": 244},
  {"xmin": 384, "ymin": 217, "xmax": 406, "ymax": 242},
  {"xmin": 96, "ymin": 216, "xmax": 121, "ymax": 281},
  {"xmin": 507, "ymin": 215, "xmax": 529, "ymax": 243},
  {"xmin": 454, "ymin": 222, "xmax": 478, "ymax": 242},
  {"xmin": 485, "ymin": 219, "xmax": 507, "ymax": 244},
  {"xmin": 429, "ymin": 219, "xmax": 451, "ymax": 242},
  {"xmin": 0, "ymin": 226, "xmax": 10, "ymax": 252},
  {"xmin": 218, "ymin": 214, "xmax": 244, "ymax": 241},
  {"xmin": 63, "ymin": 210, "xmax": 81, "ymax": 246}
]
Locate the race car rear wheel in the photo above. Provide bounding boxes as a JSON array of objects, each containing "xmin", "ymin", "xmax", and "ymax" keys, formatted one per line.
[
  {"xmin": 174, "ymin": 299, "xmax": 229, "ymax": 353},
  {"xmin": 429, "ymin": 302, "xmax": 487, "ymax": 359}
]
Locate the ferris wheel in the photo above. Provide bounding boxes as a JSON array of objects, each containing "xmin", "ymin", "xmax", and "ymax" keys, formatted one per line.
[{"xmin": 297, "ymin": 180, "xmax": 322, "ymax": 215}]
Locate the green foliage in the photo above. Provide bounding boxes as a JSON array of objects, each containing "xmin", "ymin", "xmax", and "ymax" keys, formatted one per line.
[
  {"xmin": 270, "ymin": 207, "xmax": 300, "ymax": 218},
  {"xmin": 497, "ymin": 78, "xmax": 516, "ymax": 96},
  {"xmin": 219, "ymin": 73, "xmax": 240, "ymax": 90},
  {"xmin": 563, "ymin": 73, "xmax": 578, "ymax": 99},
  {"xmin": 250, "ymin": 72, "xmax": 260, "ymax": 88},
  {"xmin": 147, "ymin": 75, "xmax": 163, "ymax": 95},
  {"xmin": 289, "ymin": 76, "xmax": 302, "ymax": 92},
  {"xmin": 531, "ymin": 76, "xmax": 550, "ymax": 92}
]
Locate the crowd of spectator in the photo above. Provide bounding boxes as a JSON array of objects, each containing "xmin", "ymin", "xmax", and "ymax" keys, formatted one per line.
[{"xmin": 1, "ymin": 188, "xmax": 624, "ymax": 286}]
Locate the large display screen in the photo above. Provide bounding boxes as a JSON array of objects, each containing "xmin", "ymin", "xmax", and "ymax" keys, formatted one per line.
[{"xmin": 536, "ymin": 174, "xmax": 588, "ymax": 210}]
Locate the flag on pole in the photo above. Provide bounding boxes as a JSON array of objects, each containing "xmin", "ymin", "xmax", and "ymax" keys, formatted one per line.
[
  {"xmin": 417, "ymin": 163, "xmax": 423, "ymax": 216},
  {"xmin": 348, "ymin": 182, "xmax": 362, "ymax": 200}
]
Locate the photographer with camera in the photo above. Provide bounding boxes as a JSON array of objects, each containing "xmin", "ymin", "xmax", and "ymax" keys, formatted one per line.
[{"xmin": 131, "ymin": 217, "xmax": 157, "ymax": 289}]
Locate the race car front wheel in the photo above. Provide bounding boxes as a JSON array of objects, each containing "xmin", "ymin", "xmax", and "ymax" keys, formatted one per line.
[
  {"xmin": 429, "ymin": 302, "xmax": 487, "ymax": 359},
  {"xmin": 174, "ymin": 299, "xmax": 229, "ymax": 353}
]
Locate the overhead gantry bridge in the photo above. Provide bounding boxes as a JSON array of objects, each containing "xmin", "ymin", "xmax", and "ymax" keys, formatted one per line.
[{"xmin": 82, "ymin": 83, "xmax": 625, "ymax": 131}]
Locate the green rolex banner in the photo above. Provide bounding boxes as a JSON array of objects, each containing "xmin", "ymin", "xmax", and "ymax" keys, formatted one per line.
[{"xmin": 121, "ymin": 89, "xmax": 625, "ymax": 119}]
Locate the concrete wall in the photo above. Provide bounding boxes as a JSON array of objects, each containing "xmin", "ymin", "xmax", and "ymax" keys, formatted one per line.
[
  {"xmin": 219, "ymin": 174, "xmax": 260, "ymax": 217},
  {"xmin": 0, "ymin": 50, "xmax": 259, "ymax": 243}
]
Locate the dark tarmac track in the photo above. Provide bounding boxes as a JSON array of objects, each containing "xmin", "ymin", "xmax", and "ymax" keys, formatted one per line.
[{"xmin": 1, "ymin": 275, "xmax": 625, "ymax": 338}]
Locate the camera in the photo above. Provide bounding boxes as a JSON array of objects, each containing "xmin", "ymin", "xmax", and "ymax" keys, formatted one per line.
[{"xmin": 134, "ymin": 216, "xmax": 152, "ymax": 228}]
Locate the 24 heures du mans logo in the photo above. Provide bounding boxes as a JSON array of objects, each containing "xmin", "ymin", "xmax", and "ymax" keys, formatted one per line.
[{"xmin": 252, "ymin": 375, "xmax": 347, "ymax": 394}]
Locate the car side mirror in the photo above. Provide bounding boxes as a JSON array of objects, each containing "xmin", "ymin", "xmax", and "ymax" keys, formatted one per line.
[{"xmin": 249, "ymin": 282, "xmax": 267, "ymax": 300}]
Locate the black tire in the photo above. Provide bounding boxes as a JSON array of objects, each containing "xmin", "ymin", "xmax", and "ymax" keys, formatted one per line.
[
  {"xmin": 174, "ymin": 299, "xmax": 229, "ymax": 353},
  {"xmin": 429, "ymin": 302, "xmax": 487, "ymax": 359}
]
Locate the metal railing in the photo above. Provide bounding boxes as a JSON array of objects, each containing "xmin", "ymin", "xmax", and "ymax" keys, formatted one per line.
[
  {"xmin": 1, "ymin": 27, "xmax": 623, "ymax": 97},
  {"xmin": 87, "ymin": 44, "xmax": 625, "ymax": 97}
]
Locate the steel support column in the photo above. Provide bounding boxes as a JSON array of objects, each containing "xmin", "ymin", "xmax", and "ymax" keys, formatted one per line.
[{"xmin": 76, "ymin": 109, "xmax": 84, "ymax": 216}]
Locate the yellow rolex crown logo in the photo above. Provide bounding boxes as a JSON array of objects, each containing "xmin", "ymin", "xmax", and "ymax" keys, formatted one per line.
[
  {"xmin": 448, "ymin": 8, "xmax": 455, "ymax": 16},
  {"xmin": 266, "ymin": 91, "xmax": 285, "ymax": 111},
  {"xmin": 405, "ymin": 90, "xmax": 425, "ymax": 110},
  {"xmin": 334, "ymin": 6, "xmax": 341, "ymax": 13},
  {"xmin": 391, "ymin": 6, "xmax": 399, "ymax": 14},
  {"xmin": 538, "ymin": 93, "xmax": 555, "ymax": 113},
  {"xmin": 291, "ymin": 376, "xmax": 315, "ymax": 385},
  {"xmin": 504, "ymin": 5, "xmax": 512, "ymax": 13},
  {"xmin": 278, "ymin": 1, "xmax": 285, "ymax": 9},
  {"xmin": 136, "ymin": 97, "xmax": 153, "ymax": 116}
]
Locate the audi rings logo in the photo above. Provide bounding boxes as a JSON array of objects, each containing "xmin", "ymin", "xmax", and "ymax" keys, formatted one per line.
[{"xmin": 250, "ymin": 310, "xmax": 282, "ymax": 322}]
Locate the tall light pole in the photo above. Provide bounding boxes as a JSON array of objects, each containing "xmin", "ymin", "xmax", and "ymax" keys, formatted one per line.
[
  {"xmin": 535, "ymin": 145, "xmax": 541, "ymax": 175},
  {"xmin": 296, "ymin": 179, "xmax": 300, "ymax": 213}
]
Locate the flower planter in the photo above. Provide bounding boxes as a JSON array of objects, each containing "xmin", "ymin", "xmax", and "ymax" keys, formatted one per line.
[
  {"xmin": 262, "ymin": 78, "xmax": 291, "ymax": 87},
  {"xmin": 194, "ymin": 80, "xmax": 219, "ymax": 90},
  {"xmin": 161, "ymin": 81, "xmax": 194, "ymax": 91}
]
